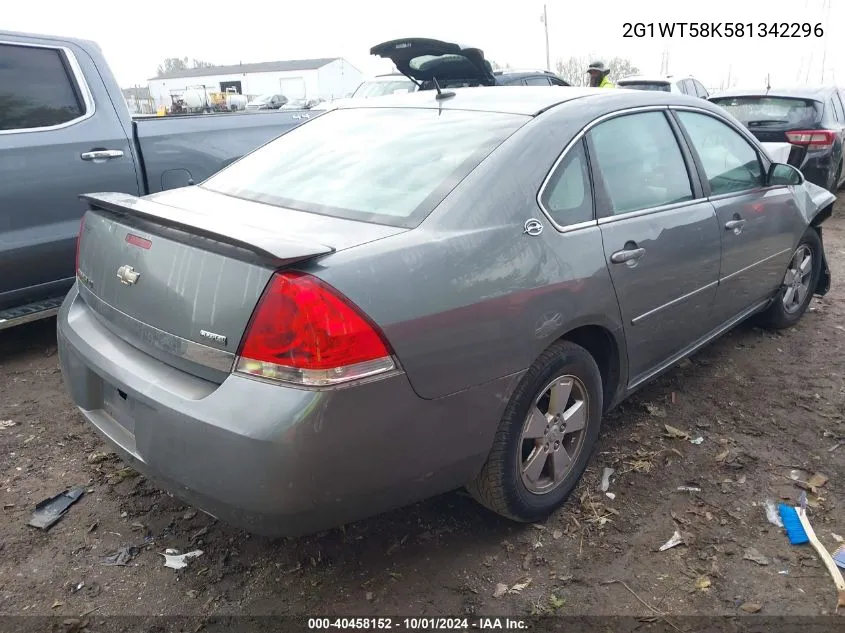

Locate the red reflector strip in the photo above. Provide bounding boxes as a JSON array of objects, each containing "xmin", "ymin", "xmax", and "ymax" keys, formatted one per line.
[{"xmin": 125, "ymin": 234, "xmax": 152, "ymax": 249}]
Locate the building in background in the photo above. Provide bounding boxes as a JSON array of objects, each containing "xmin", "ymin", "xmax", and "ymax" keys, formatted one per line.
[{"xmin": 148, "ymin": 58, "xmax": 363, "ymax": 109}]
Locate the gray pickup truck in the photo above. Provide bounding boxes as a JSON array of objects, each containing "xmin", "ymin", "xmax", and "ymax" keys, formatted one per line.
[{"xmin": 0, "ymin": 30, "xmax": 315, "ymax": 330}]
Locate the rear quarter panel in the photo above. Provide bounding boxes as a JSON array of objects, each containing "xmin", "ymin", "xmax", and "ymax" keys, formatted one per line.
[
  {"xmin": 135, "ymin": 110, "xmax": 318, "ymax": 193},
  {"xmin": 310, "ymin": 99, "xmax": 627, "ymax": 401}
]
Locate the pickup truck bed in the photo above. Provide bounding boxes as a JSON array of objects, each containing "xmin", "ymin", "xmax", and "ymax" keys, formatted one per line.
[{"xmin": 0, "ymin": 29, "xmax": 315, "ymax": 330}]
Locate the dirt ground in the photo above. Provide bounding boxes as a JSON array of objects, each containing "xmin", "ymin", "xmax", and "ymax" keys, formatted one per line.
[{"xmin": 1, "ymin": 195, "xmax": 844, "ymax": 626}]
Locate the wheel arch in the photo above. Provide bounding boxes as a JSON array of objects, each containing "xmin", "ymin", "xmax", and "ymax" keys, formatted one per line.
[{"xmin": 553, "ymin": 323, "xmax": 627, "ymax": 413}]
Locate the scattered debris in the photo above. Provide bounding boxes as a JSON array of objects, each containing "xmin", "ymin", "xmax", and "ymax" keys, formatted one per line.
[
  {"xmin": 51, "ymin": 599, "xmax": 63, "ymax": 609},
  {"xmin": 183, "ymin": 509, "xmax": 197, "ymax": 521},
  {"xmin": 0, "ymin": 419, "xmax": 16, "ymax": 429},
  {"xmin": 807, "ymin": 473, "xmax": 828, "ymax": 489},
  {"xmin": 659, "ymin": 530, "xmax": 686, "ymax": 551},
  {"xmin": 160, "ymin": 549, "xmax": 203, "ymax": 570},
  {"xmin": 493, "ymin": 583, "xmax": 508, "ymax": 598},
  {"xmin": 764, "ymin": 499, "xmax": 784, "ymax": 527},
  {"xmin": 552, "ymin": 529, "xmax": 563, "ymax": 540},
  {"xmin": 605, "ymin": 492, "xmax": 616, "ymax": 500},
  {"xmin": 599, "ymin": 467, "xmax": 615, "ymax": 492},
  {"xmin": 743, "ymin": 548, "xmax": 771, "ymax": 566},
  {"xmin": 664, "ymin": 424, "xmax": 690, "ymax": 440},
  {"xmin": 690, "ymin": 436, "xmax": 704, "ymax": 445},
  {"xmin": 365, "ymin": 591, "xmax": 375, "ymax": 602},
  {"xmin": 548, "ymin": 594, "xmax": 566, "ymax": 610},
  {"xmin": 676, "ymin": 486, "xmax": 702, "ymax": 493},
  {"xmin": 101, "ymin": 546, "xmax": 139, "ymax": 566},
  {"xmin": 695, "ymin": 576, "xmax": 711, "ymax": 591},
  {"xmin": 107, "ymin": 467, "xmax": 138, "ymax": 485},
  {"xmin": 509, "ymin": 577, "xmax": 532, "ymax": 593},
  {"xmin": 645, "ymin": 403, "xmax": 666, "ymax": 418},
  {"xmin": 86, "ymin": 451, "xmax": 112, "ymax": 464},
  {"xmin": 190, "ymin": 526, "xmax": 210, "ymax": 544},
  {"xmin": 740, "ymin": 603, "xmax": 762, "ymax": 613},
  {"xmin": 715, "ymin": 449, "xmax": 730, "ymax": 462},
  {"xmin": 27, "ymin": 486, "xmax": 85, "ymax": 530},
  {"xmin": 832, "ymin": 533, "xmax": 844, "ymax": 543}
]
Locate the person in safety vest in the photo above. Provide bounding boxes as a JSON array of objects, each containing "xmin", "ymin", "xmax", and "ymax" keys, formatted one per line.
[{"xmin": 586, "ymin": 61, "xmax": 615, "ymax": 88}]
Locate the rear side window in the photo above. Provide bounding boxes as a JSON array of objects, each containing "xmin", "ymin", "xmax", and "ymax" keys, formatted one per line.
[
  {"xmin": 694, "ymin": 81, "xmax": 709, "ymax": 99},
  {"xmin": 587, "ymin": 111, "xmax": 693, "ymax": 215},
  {"xmin": 540, "ymin": 139, "xmax": 594, "ymax": 226},
  {"xmin": 0, "ymin": 43, "xmax": 85, "ymax": 131},
  {"xmin": 202, "ymin": 108, "xmax": 526, "ymax": 227},
  {"xmin": 523, "ymin": 76, "xmax": 551, "ymax": 86},
  {"xmin": 829, "ymin": 97, "xmax": 843, "ymax": 122},
  {"xmin": 677, "ymin": 111, "xmax": 763, "ymax": 195},
  {"xmin": 710, "ymin": 96, "xmax": 822, "ymax": 129}
]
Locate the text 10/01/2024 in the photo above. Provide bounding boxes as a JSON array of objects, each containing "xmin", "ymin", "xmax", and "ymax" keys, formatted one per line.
[
  {"xmin": 307, "ymin": 617, "xmax": 528, "ymax": 630},
  {"xmin": 623, "ymin": 22, "xmax": 824, "ymax": 38}
]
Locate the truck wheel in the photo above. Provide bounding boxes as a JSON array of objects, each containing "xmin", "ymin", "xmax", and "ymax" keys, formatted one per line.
[
  {"xmin": 467, "ymin": 340, "xmax": 603, "ymax": 523},
  {"xmin": 756, "ymin": 228, "xmax": 823, "ymax": 330}
]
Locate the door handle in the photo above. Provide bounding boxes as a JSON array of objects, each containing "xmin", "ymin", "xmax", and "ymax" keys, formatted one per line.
[
  {"xmin": 610, "ymin": 247, "xmax": 646, "ymax": 264},
  {"xmin": 725, "ymin": 218, "xmax": 746, "ymax": 233},
  {"xmin": 81, "ymin": 149, "xmax": 124, "ymax": 161}
]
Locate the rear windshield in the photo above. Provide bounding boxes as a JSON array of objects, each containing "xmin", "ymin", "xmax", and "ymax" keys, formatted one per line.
[
  {"xmin": 618, "ymin": 81, "xmax": 671, "ymax": 92},
  {"xmin": 201, "ymin": 107, "xmax": 526, "ymax": 227},
  {"xmin": 710, "ymin": 96, "xmax": 822, "ymax": 128},
  {"xmin": 352, "ymin": 79, "xmax": 416, "ymax": 98}
]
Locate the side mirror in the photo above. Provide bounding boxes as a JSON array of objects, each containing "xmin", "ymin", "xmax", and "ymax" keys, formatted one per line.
[{"xmin": 767, "ymin": 162, "xmax": 804, "ymax": 186}]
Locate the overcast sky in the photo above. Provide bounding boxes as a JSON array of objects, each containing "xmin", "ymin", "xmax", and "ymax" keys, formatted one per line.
[{"xmin": 5, "ymin": 0, "xmax": 842, "ymax": 90}]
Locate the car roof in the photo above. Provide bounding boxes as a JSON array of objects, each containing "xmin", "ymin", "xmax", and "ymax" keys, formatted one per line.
[
  {"xmin": 335, "ymin": 85, "xmax": 718, "ymax": 116},
  {"xmin": 712, "ymin": 85, "xmax": 840, "ymax": 101}
]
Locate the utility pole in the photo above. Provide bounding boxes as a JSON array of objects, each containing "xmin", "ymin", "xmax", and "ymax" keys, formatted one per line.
[
  {"xmin": 541, "ymin": 5, "xmax": 550, "ymax": 71},
  {"xmin": 820, "ymin": 0, "xmax": 831, "ymax": 83}
]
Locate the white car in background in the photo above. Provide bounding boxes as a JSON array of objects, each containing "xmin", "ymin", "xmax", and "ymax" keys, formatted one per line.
[
  {"xmin": 311, "ymin": 73, "xmax": 417, "ymax": 111},
  {"xmin": 617, "ymin": 74, "xmax": 710, "ymax": 99}
]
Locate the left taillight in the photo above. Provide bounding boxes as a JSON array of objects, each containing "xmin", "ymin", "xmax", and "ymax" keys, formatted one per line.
[
  {"xmin": 234, "ymin": 271, "xmax": 396, "ymax": 387},
  {"xmin": 75, "ymin": 214, "xmax": 86, "ymax": 274}
]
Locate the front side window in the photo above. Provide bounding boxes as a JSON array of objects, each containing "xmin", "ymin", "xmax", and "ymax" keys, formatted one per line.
[
  {"xmin": 540, "ymin": 139, "xmax": 593, "ymax": 226},
  {"xmin": 202, "ymin": 108, "xmax": 526, "ymax": 227},
  {"xmin": 0, "ymin": 43, "xmax": 85, "ymax": 131},
  {"xmin": 587, "ymin": 111, "xmax": 693, "ymax": 215},
  {"xmin": 677, "ymin": 111, "xmax": 764, "ymax": 196}
]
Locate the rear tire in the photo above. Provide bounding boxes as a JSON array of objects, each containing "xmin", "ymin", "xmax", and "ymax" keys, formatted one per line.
[
  {"xmin": 835, "ymin": 160, "xmax": 843, "ymax": 191},
  {"xmin": 467, "ymin": 341, "xmax": 603, "ymax": 523},
  {"xmin": 756, "ymin": 228, "xmax": 822, "ymax": 330}
]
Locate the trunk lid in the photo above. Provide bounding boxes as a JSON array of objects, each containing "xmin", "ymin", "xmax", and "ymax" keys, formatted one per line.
[
  {"xmin": 76, "ymin": 188, "xmax": 406, "ymax": 381},
  {"xmin": 370, "ymin": 38, "xmax": 496, "ymax": 88}
]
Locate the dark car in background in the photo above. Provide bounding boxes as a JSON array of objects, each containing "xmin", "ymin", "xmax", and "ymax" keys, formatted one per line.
[
  {"xmin": 710, "ymin": 86, "xmax": 845, "ymax": 192},
  {"xmin": 370, "ymin": 38, "xmax": 571, "ymax": 90}
]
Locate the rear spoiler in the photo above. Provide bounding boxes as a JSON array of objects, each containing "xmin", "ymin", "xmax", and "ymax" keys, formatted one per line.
[{"xmin": 80, "ymin": 192, "xmax": 335, "ymax": 263}]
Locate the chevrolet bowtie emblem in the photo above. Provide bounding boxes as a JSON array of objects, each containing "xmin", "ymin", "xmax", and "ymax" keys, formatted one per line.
[{"xmin": 116, "ymin": 265, "xmax": 140, "ymax": 286}]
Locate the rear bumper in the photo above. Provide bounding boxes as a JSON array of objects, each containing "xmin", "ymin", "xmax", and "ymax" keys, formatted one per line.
[{"xmin": 58, "ymin": 286, "xmax": 517, "ymax": 536}]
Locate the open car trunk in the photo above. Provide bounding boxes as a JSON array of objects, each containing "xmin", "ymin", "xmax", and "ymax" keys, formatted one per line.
[
  {"xmin": 74, "ymin": 189, "xmax": 404, "ymax": 383},
  {"xmin": 370, "ymin": 38, "xmax": 496, "ymax": 89}
]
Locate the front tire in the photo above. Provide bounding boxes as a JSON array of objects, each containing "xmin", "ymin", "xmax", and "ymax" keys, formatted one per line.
[
  {"xmin": 756, "ymin": 228, "xmax": 823, "ymax": 330},
  {"xmin": 467, "ymin": 341, "xmax": 603, "ymax": 523}
]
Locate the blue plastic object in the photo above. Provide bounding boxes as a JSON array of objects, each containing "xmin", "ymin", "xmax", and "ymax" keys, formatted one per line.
[{"xmin": 778, "ymin": 503, "xmax": 809, "ymax": 545}]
